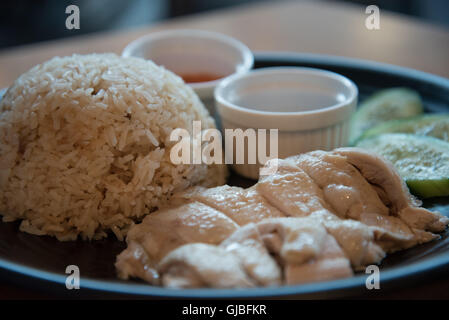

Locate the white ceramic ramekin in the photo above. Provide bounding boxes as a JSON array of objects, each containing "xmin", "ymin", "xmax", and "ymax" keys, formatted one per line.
[
  {"xmin": 122, "ymin": 29, "xmax": 254, "ymax": 114},
  {"xmin": 215, "ymin": 67, "xmax": 358, "ymax": 179}
]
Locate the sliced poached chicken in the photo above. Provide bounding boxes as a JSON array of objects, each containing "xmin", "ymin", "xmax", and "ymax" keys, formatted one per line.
[
  {"xmin": 116, "ymin": 148, "xmax": 448, "ymax": 288},
  {"xmin": 172, "ymin": 185, "xmax": 285, "ymax": 225},
  {"xmin": 115, "ymin": 201, "xmax": 238, "ymax": 284}
]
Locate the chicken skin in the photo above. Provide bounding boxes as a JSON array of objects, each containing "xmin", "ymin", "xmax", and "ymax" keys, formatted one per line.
[{"xmin": 116, "ymin": 148, "xmax": 448, "ymax": 288}]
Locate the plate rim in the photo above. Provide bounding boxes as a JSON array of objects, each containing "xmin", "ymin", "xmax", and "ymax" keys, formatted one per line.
[{"xmin": 1, "ymin": 250, "xmax": 449, "ymax": 298}]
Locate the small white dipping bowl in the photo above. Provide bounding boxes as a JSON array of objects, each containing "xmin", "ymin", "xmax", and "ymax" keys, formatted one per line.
[
  {"xmin": 215, "ymin": 67, "xmax": 358, "ymax": 179},
  {"xmin": 122, "ymin": 29, "xmax": 254, "ymax": 114}
]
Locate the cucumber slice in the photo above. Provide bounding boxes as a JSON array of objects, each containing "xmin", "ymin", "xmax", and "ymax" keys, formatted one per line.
[
  {"xmin": 355, "ymin": 133, "xmax": 449, "ymax": 198},
  {"xmin": 349, "ymin": 88, "xmax": 423, "ymax": 145},
  {"xmin": 358, "ymin": 114, "xmax": 449, "ymax": 142}
]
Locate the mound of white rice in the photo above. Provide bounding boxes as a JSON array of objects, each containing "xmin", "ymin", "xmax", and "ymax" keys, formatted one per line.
[{"xmin": 0, "ymin": 53, "xmax": 227, "ymax": 241}]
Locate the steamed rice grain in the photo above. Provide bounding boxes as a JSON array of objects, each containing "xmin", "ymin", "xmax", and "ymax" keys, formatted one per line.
[{"xmin": 0, "ymin": 53, "xmax": 227, "ymax": 241}]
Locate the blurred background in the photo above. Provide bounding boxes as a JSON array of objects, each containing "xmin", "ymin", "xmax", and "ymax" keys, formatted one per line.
[{"xmin": 0, "ymin": 0, "xmax": 448, "ymax": 49}]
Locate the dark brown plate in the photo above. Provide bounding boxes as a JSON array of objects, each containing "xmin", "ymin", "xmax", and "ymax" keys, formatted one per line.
[{"xmin": 0, "ymin": 52, "xmax": 449, "ymax": 299}]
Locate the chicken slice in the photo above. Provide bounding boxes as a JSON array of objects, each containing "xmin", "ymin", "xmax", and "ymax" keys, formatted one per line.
[
  {"xmin": 256, "ymin": 159, "xmax": 389, "ymax": 267},
  {"xmin": 285, "ymin": 233, "xmax": 353, "ymax": 285},
  {"xmin": 172, "ymin": 185, "xmax": 285, "ymax": 225},
  {"xmin": 115, "ymin": 202, "xmax": 238, "ymax": 283},
  {"xmin": 289, "ymin": 150, "xmax": 440, "ymax": 251},
  {"xmin": 255, "ymin": 217, "xmax": 353, "ymax": 284},
  {"xmin": 359, "ymin": 213, "xmax": 432, "ymax": 251},
  {"xmin": 126, "ymin": 202, "xmax": 239, "ymax": 256},
  {"xmin": 256, "ymin": 159, "xmax": 333, "ymax": 217},
  {"xmin": 256, "ymin": 217, "xmax": 327, "ymax": 264},
  {"xmin": 158, "ymin": 243, "xmax": 255, "ymax": 288},
  {"xmin": 115, "ymin": 241, "xmax": 158, "ymax": 284},
  {"xmin": 306, "ymin": 197, "xmax": 420, "ymax": 258},
  {"xmin": 311, "ymin": 211, "xmax": 386, "ymax": 268},
  {"xmin": 158, "ymin": 224, "xmax": 281, "ymax": 288},
  {"xmin": 291, "ymin": 151, "xmax": 389, "ymax": 219},
  {"xmin": 220, "ymin": 223, "xmax": 282, "ymax": 286},
  {"xmin": 334, "ymin": 148, "xmax": 449, "ymax": 234}
]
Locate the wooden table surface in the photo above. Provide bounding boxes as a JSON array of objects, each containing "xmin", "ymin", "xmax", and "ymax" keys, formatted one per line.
[
  {"xmin": 1, "ymin": 0, "xmax": 449, "ymax": 87},
  {"xmin": 0, "ymin": 0, "xmax": 449, "ymax": 299}
]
